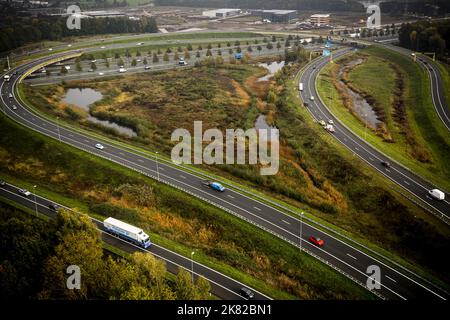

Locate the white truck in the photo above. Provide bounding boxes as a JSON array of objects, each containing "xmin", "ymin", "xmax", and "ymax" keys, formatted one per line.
[
  {"xmin": 3, "ymin": 74, "xmax": 10, "ymax": 82},
  {"xmin": 299, "ymin": 82, "xmax": 303, "ymax": 91},
  {"xmin": 325, "ymin": 124, "xmax": 335, "ymax": 133},
  {"xmin": 428, "ymin": 189, "xmax": 445, "ymax": 201},
  {"xmin": 103, "ymin": 217, "xmax": 151, "ymax": 248}
]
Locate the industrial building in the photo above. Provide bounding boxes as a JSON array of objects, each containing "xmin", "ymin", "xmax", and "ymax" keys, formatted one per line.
[
  {"xmin": 202, "ymin": 9, "xmax": 241, "ymax": 18},
  {"xmin": 252, "ymin": 10, "xmax": 297, "ymax": 23},
  {"xmin": 310, "ymin": 14, "xmax": 331, "ymax": 26}
]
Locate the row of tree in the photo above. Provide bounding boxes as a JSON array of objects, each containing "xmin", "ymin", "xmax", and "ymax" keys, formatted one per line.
[
  {"xmin": 0, "ymin": 16, "xmax": 158, "ymax": 54},
  {"xmin": 398, "ymin": 20, "xmax": 449, "ymax": 58},
  {"xmin": 0, "ymin": 203, "xmax": 210, "ymax": 300}
]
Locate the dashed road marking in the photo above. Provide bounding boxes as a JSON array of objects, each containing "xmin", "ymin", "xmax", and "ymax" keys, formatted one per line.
[
  {"xmin": 386, "ymin": 275, "xmax": 397, "ymax": 283},
  {"xmin": 281, "ymin": 219, "xmax": 291, "ymax": 225},
  {"xmin": 227, "ymin": 194, "xmax": 235, "ymax": 199},
  {"xmin": 346, "ymin": 253, "xmax": 357, "ymax": 260},
  {"xmin": 253, "ymin": 206, "xmax": 261, "ymax": 211}
]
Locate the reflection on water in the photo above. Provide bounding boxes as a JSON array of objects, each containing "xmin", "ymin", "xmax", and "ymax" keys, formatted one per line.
[
  {"xmin": 337, "ymin": 59, "xmax": 381, "ymax": 128},
  {"xmin": 63, "ymin": 88, "xmax": 137, "ymax": 137},
  {"xmin": 258, "ymin": 61, "xmax": 285, "ymax": 82},
  {"xmin": 254, "ymin": 114, "xmax": 278, "ymax": 142}
]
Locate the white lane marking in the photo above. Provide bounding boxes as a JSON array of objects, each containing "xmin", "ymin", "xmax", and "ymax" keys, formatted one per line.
[
  {"xmin": 385, "ymin": 169, "xmax": 390, "ymax": 173},
  {"xmin": 369, "ymin": 157, "xmax": 374, "ymax": 161},
  {"xmin": 227, "ymin": 194, "xmax": 234, "ymax": 199},
  {"xmin": 138, "ymin": 159, "xmax": 144, "ymax": 162},
  {"xmin": 347, "ymin": 253, "xmax": 357, "ymax": 260},
  {"xmin": 179, "ymin": 175, "xmax": 186, "ymax": 179},
  {"xmin": 355, "ymin": 147, "xmax": 359, "ymax": 151},
  {"xmin": 253, "ymin": 206, "xmax": 261, "ymax": 211},
  {"xmin": 404, "ymin": 180, "xmax": 410, "ymax": 185},
  {"xmin": 281, "ymin": 219, "xmax": 291, "ymax": 225},
  {"xmin": 386, "ymin": 275, "xmax": 397, "ymax": 283}
]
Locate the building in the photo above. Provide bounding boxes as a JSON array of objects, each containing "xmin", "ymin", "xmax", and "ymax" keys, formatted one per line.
[
  {"xmin": 202, "ymin": 9, "xmax": 241, "ymax": 18},
  {"xmin": 252, "ymin": 10, "xmax": 297, "ymax": 23},
  {"xmin": 310, "ymin": 14, "xmax": 331, "ymax": 26}
]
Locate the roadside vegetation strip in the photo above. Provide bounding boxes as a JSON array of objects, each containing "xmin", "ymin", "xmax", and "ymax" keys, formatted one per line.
[
  {"xmin": 316, "ymin": 47, "xmax": 450, "ymax": 193},
  {"xmin": 14, "ymin": 51, "xmax": 450, "ymax": 294},
  {"xmin": 0, "ymin": 114, "xmax": 374, "ymax": 300},
  {"xmin": 295, "ymin": 56, "xmax": 450, "ymax": 293},
  {"xmin": 435, "ymin": 61, "xmax": 450, "ymax": 115}
]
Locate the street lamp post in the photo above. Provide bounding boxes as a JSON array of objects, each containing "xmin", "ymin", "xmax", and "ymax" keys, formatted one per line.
[
  {"xmin": 300, "ymin": 212, "xmax": 303, "ymax": 252},
  {"xmin": 191, "ymin": 251, "xmax": 195, "ymax": 283},
  {"xmin": 33, "ymin": 185, "xmax": 38, "ymax": 217},
  {"xmin": 155, "ymin": 151, "xmax": 160, "ymax": 182},
  {"xmin": 56, "ymin": 116, "xmax": 61, "ymax": 142}
]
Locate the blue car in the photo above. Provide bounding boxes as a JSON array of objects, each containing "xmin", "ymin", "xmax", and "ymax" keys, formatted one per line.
[{"xmin": 209, "ymin": 182, "xmax": 225, "ymax": 192}]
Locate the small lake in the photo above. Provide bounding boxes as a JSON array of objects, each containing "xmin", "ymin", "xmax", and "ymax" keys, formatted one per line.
[
  {"xmin": 337, "ymin": 59, "xmax": 381, "ymax": 128},
  {"xmin": 255, "ymin": 114, "xmax": 279, "ymax": 142},
  {"xmin": 63, "ymin": 88, "xmax": 137, "ymax": 137},
  {"xmin": 257, "ymin": 61, "xmax": 285, "ymax": 82}
]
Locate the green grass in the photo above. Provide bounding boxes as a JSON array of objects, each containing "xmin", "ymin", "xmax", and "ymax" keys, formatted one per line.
[
  {"xmin": 317, "ymin": 46, "xmax": 450, "ymax": 192},
  {"xmin": 17, "ymin": 58, "xmax": 450, "ymax": 292},
  {"xmin": 0, "ymin": 113, "xmax": 375, "ymax": 300},
  {"xmin": 436, "ymin": 60, "xmax": 450, "ymax": 115}
]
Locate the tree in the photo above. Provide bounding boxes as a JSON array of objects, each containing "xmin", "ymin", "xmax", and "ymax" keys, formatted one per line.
[
  {"xmin": 143, "ymin": 58, "xmax": 148, "ymax": 65},
  {"xmin": 177, "ymin": 46, "xmax": 182, "ymax": 52},
  {"xmin": 187, "ymin": 43, "xmax": 193, "ymax": 51},
  {"xmin": 125, "ymin": 49, "xmax": 131, "ymax": 58},
  {"xmin": 226, "ymin": 42, "xmax": 231, "ymax": 47},
  {"xmin": 60, "ymin": 66, "xmax": 67, "ymax": 75},
  {"xmin": 272, "ymin": 35, "xmax": 276, "ymax": 42},
  {"xmin": 90, "ymin": 62, "xmax": 97, "ymax": 70},
  {"xmin": 247, "ymin": 46, "xmax": 253, "ymax": 52},
  {"xmin": 217, "ymin": 43, "xmax": 221, "ymax": 48},
  {"xmin": 276, "ymin": 41, "xmax": 281, "ymax": 50},
  {"xmin": 236, "ymin": 47, "xmax": 242, "ymax": 53},
  {"xmin": 229, "ymin": 48, "xmax": 233, "ymax": 54},
  {"xmin": 197, "ymin": 45, "xmax": 203, "ymax": 51},
  {"xmin": 257, "ymin": 45, "xmax": 262, "ymax": 55},
  {"xmin": 184, "ymin": 50, "xmax": 190, "ymax": 60},
  {"xmin": 217, "ymin": 49, "xmax": 222, "ymax": 56},
  {"xmin": 234, "ymin": 40, "xmax": 240, "ymax": 46},
  {"xmin": 131, "ymin": 59, "xmax": 137, "ymax": 67},
  {"xmin": 207, "ymin": 43, "xmax": 212, "ymax": 49},
  {"xmin": 163, "ymin": 53, "xmax": 169, "ymax": 62},
  {"xmin": 75, "ymin": 62, "xmax": 82, "ymax": 72},
  {"xmin": 114, "ymin": 52, "xmax": 120, "ymax": 59},
  {"xmin": 157, "ymin": 48, "xmax": 162, "ymax": 54},
  {"xmin": 136, "ymin": 50, "xmax": 141, "ymax": 57},
  {"xmin": 153, "ymin": 53, "xmax": 159, "ymax": 63},
  {"xmin": 267, "ymin": 42, "xmax": 273, "ymax": 50},
  {"xmin": 206, "ymin": 49, "xmax": 212, "ymax": 56},
  {"xmin": 195, "ymin": 51, "xmax": 201, "ymax": 59}
]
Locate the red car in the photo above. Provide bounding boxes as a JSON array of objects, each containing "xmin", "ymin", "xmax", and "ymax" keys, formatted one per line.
[{"xmin": 309, "ymin": 236, "xmax": 324, "ymax": 247}]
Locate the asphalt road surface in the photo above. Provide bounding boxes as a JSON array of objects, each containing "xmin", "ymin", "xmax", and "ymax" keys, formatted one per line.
[
  {"xmin": 0, "ymin": 50, "xmax": 448, "ymax": 300},
  {"xmin": 0, "ymin": 181, "xmax": 271, "ymax": 301}
]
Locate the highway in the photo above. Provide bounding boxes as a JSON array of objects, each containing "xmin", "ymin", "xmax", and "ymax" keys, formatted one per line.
[
  {"xmin": 381, "ymin": 43, "xmax": 450, "ymax": 132},
  {"xmin": 300, "ymin": 47, "xmax": 450, "ymax": 224},
  {"xmin": 0, "ymin": 50, "xmax": 448, "ymax": 300},
  {"xmin": 0, "ymin": 181, "xmax": 271, "ymax": 301}
]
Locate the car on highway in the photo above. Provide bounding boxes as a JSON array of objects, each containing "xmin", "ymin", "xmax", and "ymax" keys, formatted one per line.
[
  {"xmin": 88, "ymin": 69, "xmax": 94, "ymax": 72},
  {"xmin": 328, "ymin": 119, "xmax": 334, "ymax": 124},
  {"xmin": 119, "ymin": 68, "xmax": 127, "ymax": 73},
  {"xmin": 48, "ymin": 203, "xmax": 60, "ymax": 211},
  {"xmin": 319, "ymin": 120, "xmax": 326, "ymax": 126},
  {"xmin": 381, "ymin": 161, "xmax": 391, "ymax": 168},
  {"xmin": 48, "ymin": 48, "xmax": 53, "ymax": 51},
  {"xmin": 309, "ymin": 236, "xmax": 324, "ymax": 247},
  {"xmin": 67, "ymin": 44, "xmax": 72, "ymax": 47},
  {"xmin": 239, "ymin": 287, "xmax": 254, "ymax": 299},
  {"xmin": 18, "ymin": 188, "xmax": 31, "ymax": 197},
  {"xmin": 137, "ymin": 42, "xmax": 144, "ymax": 46},
  {"xmin": 8, "ymin": 93, "xmax": 13, "ymax": 99},
  {"xmin": 12, "ymin": 105, "xmax": 17, "ymax": 110},
  {"xmin": 144, "ymin": 65, "xmax": 151, "ymax": 70},
  {"xmin": 95, "ymin": 143, "xmax": 105, "ymax": 150},
  {"xmin": 204, "ymin": 181, "xmax": 225, "ymax": 192},
  {"xmin": 310, "ymin": 95, "xmax": 314, "ymax": 101},
  {"xmin": 428, "ymin": 189, "xmax": 445, "ymax": 201},
  {"xmin": 178, "ymin": 60, "xmax": 188, "ymax": 66},
  {"xmin": 100, "ymin": 46, "xmax": 106, "ymax": 49},
  {"xmin": 0, "ymin": 180, "xmax": 5, "ymax": 186},
  {"xmin": 98, "ymin": 72, "xmax": 104, "ymax": 76}
]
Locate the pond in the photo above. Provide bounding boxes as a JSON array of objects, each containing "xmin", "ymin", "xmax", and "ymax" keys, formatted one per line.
[
  {"xmin": 257, "ymin": 61, "xmax": 285, "ymax": 82},
  {"xmin": 254, "ymin": 114, "xmax": 279, "ymax": 142},
  {"xmin": 63, "ymin": 88, "xmax": 137, "ymax": 137},
  {"xmin": 337, "ymin": 59, "xmax": 381, "ymax": 128}
]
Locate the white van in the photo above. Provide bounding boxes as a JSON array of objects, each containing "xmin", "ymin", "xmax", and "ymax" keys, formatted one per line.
[
  {"xmin": 119, "ymin": 68, "xmax": 127, "ymax": 73},
  {"xmin": 428, "ymin": 189, "xmax": 445, "ymax": 201}
]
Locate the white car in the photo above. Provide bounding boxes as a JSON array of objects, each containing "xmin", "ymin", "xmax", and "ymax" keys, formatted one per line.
[
  {"xmin": 100, "ymin": 46, "xmax": 106, "ymax": 49},
  {"xmin": 18, "ymin": 188, "xmax": 31, "ymax": 197},
  {"xmin": 328, "ymin": 119, "xmax": 334, "ymax": 124},
  {"xmin": 119, "ymin": 68, "xmax": 127, "ymax": 73},
  {"xmin": 48, "ymin": 48, "xmax": 53, "ymax": 51},
  {"xmin": 310, "ymin": 96, "xmax": 315, "ymax": 101},
  {"xmin": 98, "ymin": 72, "xmax": 104, "ymax": 76},
  {"xmin": 319, "ymin": 120, "xmax": 326, "ymax": 126},
  {"xmin": 12, "ymin": 105, "xmax": 17, "ymax": 110},
  {"xmin": 67, "ymin": 44, "xmax": 72, "ymax": 47},
  {"xmin": 95, "ymin": 143, "xmax": 104, "ymax": 150}
]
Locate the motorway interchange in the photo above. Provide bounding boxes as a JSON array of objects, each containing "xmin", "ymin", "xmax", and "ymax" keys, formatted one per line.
[{"xmin": 1, "ymin": 38, "xmax": 449, "ymax": 301}]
